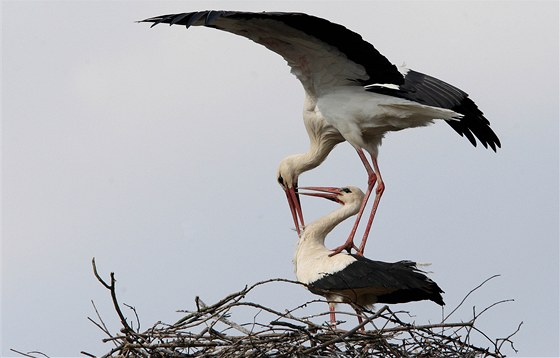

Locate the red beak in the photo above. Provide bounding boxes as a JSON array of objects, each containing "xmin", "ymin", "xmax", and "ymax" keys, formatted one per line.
[
  {"xmin": 299, "ymin": 186, "xmax": 343, "ymax": 203},
  {"xmin": 284, "ymin": 186, "xmax": 305, "ymax": 235}
]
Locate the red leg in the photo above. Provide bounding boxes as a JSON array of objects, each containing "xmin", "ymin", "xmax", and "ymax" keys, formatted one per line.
[
  {"xmin": 357, "ymin": 156, "xmax": 384, "ymax": 255},
  {"xmin": 355, "ymin": 309, "xmax": 366, "ymax": 332},
  {"xmin": 329, "ymin": 303, "xmax": 337, "ymax": 328},
  {"xmin": 330, "ymin": 148, "xmax": 376, "ymax": 256}
]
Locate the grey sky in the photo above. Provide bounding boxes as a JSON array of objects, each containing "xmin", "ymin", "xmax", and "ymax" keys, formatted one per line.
[{"xmin": 2, "ymin": 1, "xmax": 558, "ymax": 356}]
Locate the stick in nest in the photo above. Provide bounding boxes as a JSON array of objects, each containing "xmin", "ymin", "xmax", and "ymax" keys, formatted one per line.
[{"xmin": 84, "ymin": 259, "xmax": 521, "ymax": 358}]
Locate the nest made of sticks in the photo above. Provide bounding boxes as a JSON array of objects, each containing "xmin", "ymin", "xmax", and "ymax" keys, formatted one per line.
[{"xmin": 12, "ymin": 259, "xmax": 522, "ymax": 358}]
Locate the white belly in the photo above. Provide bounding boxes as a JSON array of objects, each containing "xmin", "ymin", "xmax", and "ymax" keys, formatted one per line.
[
  {"xmin": 315, "ymin": 86, "xmax": 461, "ymax": 151},
  {"xmin": 294, "ymin": 239, "xmax": 356, "ymax": 285}
]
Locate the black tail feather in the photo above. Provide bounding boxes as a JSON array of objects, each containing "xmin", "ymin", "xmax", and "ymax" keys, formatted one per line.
[{"xmin": 367, "ymin": 70, "xmax": 501, "ymax": 151}]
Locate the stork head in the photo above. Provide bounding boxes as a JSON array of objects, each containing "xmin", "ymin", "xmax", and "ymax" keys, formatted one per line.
[
  {"xmin": 300, "ymin": 186, "xmax": 365, "ymax": 208},
  {"xmin": 298, "ymin": 186, "xmax": 365, "ymax": 239},
  {"xmin": 276, "ymin": 155, "xmax": 300, "ymax": 190},
  {"xmin": 277, "ymin": 156, "xmax": 305, "ymax": 236}
]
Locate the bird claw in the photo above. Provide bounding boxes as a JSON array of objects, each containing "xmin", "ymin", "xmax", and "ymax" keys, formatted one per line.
[{"xmin": 329, "ymin": 241, "xmax": 359, "ymax": 256}]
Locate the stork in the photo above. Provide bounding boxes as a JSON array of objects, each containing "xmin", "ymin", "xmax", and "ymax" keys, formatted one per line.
[
  {"xmin": 141, "ymin": 11, "xmax": 501, "ymax": 254},
  {"xmin": 295, "ymin": 186, "xmax": 444, "ymax": 327}
]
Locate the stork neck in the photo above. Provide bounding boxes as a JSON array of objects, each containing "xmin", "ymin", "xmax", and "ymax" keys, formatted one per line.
[
  {"xmin": 298, "ymin": 141, "xmax": 334, "ymax": 172},
  {"xmin": 299, "ymin": 94, "xmax": 343, "ymax": 173},
  {"xmin": 303, "ymin": 202, "xmax": 359, "ymax": 245}
]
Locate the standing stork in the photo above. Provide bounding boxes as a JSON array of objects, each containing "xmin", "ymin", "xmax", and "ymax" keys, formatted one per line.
[
  {"xmin": 141, "ymin": 11, "xmax": 501, "ymax": 254},
  {"xmin": 295, "ymin": 186, "xmax": 444, "ymax": 327}
]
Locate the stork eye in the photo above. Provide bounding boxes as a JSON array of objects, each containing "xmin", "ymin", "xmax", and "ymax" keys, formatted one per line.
[
  {"xmin": 341, "ymin": 187, "xmax": 351, "ymax": 193},
  {"xmin": 277, "ymin": 176, "xmax": 284, "ymax": 185}
]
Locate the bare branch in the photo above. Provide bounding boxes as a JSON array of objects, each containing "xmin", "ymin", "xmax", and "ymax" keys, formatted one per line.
[
  {"xmin": 91, "ymin": 257, "xmax": 133, "ymax": 333},
  {"xmin": 88, "ymin": 300, "xmax": 113, "ymax": 340},
  {"xmin": 302, "ymin": 305, "xmax": 389, "ymax": 355},
  {"xmin": 443, "ymin": 274, "xmax": 501, "ymax": 322},
  {"xmin": 9, "ymin": 350, "xmax": 50, "ymax": 358},
  {"xmin": 83, "ymin": 264, "xmax": 518, "ymax": 357}
]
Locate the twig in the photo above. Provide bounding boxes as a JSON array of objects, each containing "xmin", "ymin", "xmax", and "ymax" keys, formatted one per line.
[
  {"xmin": 475, "ymin": 298, "xmax": 514, "ymax": 320},
  {"xmin": 496, "ymin": 321, "xmax": 523, "ymax": 353},
  {"xmin": 443, "ymin": 274, "xmax": 500, "ymax": 322},
  {"xmin": 91, "ymin": 257, "xmax": 133, "ymax": 334},
  {"xmin": 123, "ymin": 302, "xmax": 141, "ymax": 332},
  {"xmin": 88, "ymin": 300, "xmax": 113, "ymax": 340},
  {"xmin": 86, "ymin": 269, "xmax": 518, "ymax": 357},
  {"xmin": 9, "ymin": 350, "xmax": 50, "ymax": 358},
  {"xmin": 302, "ymin": 305, "xmax": 389, "ymax": 354}
]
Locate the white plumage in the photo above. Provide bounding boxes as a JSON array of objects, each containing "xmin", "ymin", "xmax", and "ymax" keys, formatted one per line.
[
  {"xmin": 142, "ymin": 11, "xmax": 501, "ymax": 254},
  {"xmin": 294, "ymin": 186, "xmax": 444, "ymax": 326},
  {"xmin": 294, "ymin": 188, "xmax": 362, "ymax": 286}
]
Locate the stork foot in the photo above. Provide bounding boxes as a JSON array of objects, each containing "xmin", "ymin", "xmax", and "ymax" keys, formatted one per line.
[{"xmin": 329, "ymin": 239, "xmax": 360, "ymax": 256}]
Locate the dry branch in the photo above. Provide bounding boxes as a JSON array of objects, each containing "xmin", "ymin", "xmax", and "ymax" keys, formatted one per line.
[{"xmin": 78, "ymin": 259, "xmax": 520, "ymax": 357}]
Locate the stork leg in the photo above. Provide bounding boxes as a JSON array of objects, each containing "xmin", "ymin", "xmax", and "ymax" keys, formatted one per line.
[
  {"xmin": 357, "ymin": 155, "xmax": 384, "ymax": 255},
  {"xmin": 330, "ymin": 148, "xmax": 377, "ymax": 256},
  {"xmin": 329, "ymin": 303, "xmax": 337, "ymax": 328},
  {"xmin": 354, "ymin": 309, "xmax": 366, "ymax": 332}
]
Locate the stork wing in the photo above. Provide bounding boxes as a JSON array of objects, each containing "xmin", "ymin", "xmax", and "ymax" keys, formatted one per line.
[
  {"xmin": 367, "ymin": 70, "xmax": 501, "ymax": 151},
  {"xmin": 310, "ymin": 258, "xmax": 444, "ymax": 305},
  {"xmin": 141, "ymin": 11, "xmax": 404, "ymax": 95}
]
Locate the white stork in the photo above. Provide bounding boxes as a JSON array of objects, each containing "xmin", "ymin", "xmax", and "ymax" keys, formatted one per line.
[
  {"xmin": 141, "ymin": 11, "xmax": 501, "ymax": 254},
  {"xmin": 295, "ymin": 186, "xmax": 444, "ymax": 326}
]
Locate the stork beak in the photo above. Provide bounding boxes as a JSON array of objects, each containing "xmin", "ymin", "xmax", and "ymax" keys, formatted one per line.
[
  {"xmin": 299, "ymin": 186, "xmax": 342, "ymax": 203},
  {"xmin": 284, "ymin": 186, "xmax": 305, "ymax": 236}
]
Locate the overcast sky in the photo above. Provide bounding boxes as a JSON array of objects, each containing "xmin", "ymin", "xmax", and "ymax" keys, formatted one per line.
[{"xmin": 2, "ymin": 1, "xmax": 558, "ymax": 357}]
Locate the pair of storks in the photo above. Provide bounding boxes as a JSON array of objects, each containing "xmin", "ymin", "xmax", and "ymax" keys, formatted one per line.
[{"xmin": 142, "ymin": 11, "xmax": 500, "ymax": 326}]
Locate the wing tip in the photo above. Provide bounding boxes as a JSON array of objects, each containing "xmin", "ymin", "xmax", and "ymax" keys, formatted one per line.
[{"xmin": 139, "ymin": 10, "xmax": 232, "ymax": 29}]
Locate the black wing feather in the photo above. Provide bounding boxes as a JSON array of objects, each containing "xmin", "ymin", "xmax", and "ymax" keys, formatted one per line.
[
  {"xmin": 367, "ymin": 70, "xmax": 501, "ymax": 151},
  {"xmin": 310, "ymin": 256, "xmax": 444, "ymax": 306},
  {"xmin": 142, "ymin": 11, "xmax": 499, "ymax": 151},
  {"xmin": 141, "ymin": 10, "xmax": 404, "ymax": 87}
]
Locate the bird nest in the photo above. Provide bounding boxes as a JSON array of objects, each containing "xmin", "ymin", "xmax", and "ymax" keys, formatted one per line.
[{"xmin": 12, "ymin": 259, "xmax": 521, "ymax": 358}]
